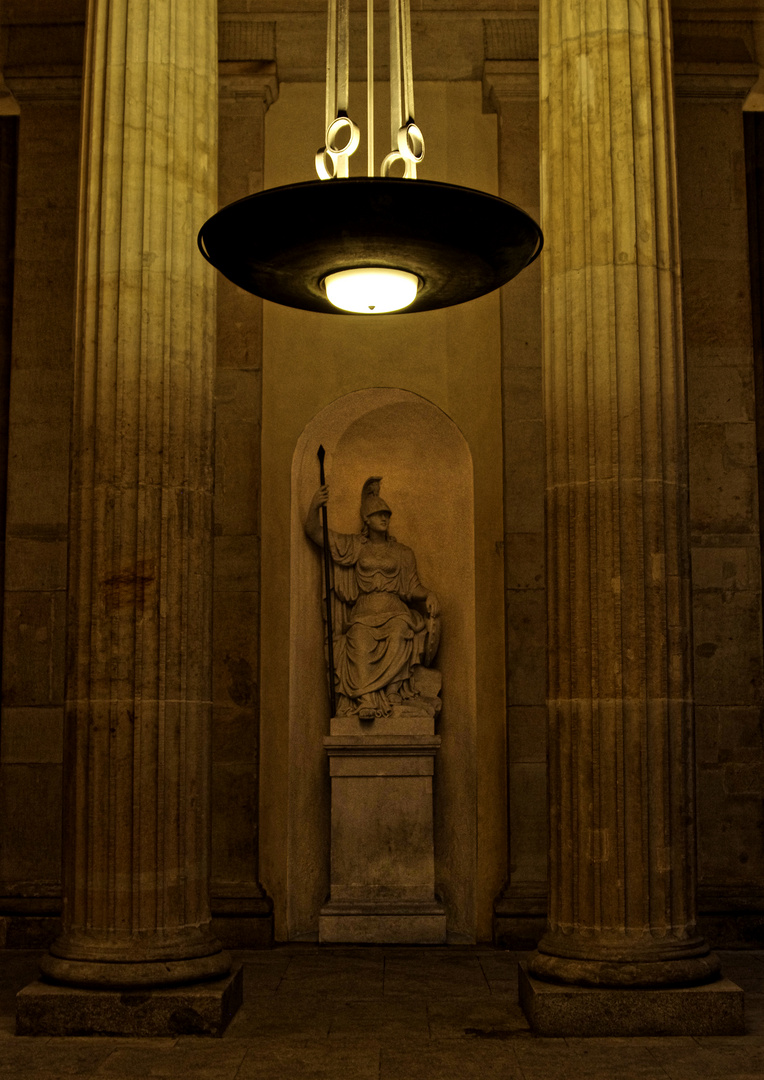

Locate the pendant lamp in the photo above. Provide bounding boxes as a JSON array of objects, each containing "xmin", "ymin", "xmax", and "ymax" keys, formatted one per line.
[{"xmin": 198, "ymin": 0, "xmax": 543, "ymax": 315}]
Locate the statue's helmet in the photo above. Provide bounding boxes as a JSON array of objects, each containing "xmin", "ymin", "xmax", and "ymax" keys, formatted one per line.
[{"xmin": 360, "ymin": 476, "xmax": 392, "ymax": 520}]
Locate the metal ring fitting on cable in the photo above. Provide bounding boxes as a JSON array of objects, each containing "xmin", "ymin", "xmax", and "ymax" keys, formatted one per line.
[
  {"xmin": 316, "ymin": 115, "xmax": 361, "ymax": 179},
  {"xmin": 316, "ymin": 148, "xmax": 337, "ymax": 180},
  {"xmin": 380, "ymin": 150, "xmax": 414, "ymax": 179},
  {"xmin": 397, "ymin": 121, "xmax": 424, "ymax": 163},
  {"xmin": 328, "ymin": 115, "xmax": 361, "ymax": 156}
]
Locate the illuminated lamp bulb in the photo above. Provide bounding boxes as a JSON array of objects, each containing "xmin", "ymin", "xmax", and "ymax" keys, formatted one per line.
[{"xmin": 323, "ymin": 267, "xmax": 420, "ymax": 314}]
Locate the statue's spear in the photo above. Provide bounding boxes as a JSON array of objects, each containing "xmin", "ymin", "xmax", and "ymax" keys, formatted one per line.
[{"xmin": 317, "ymin": 445, "xmax": 337, "ymax": 717}]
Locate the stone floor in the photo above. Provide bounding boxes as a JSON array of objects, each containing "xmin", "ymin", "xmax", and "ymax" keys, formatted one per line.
[{"xmin": 0, "ymin": 946, "xmax": 763, "ymax": 1078}]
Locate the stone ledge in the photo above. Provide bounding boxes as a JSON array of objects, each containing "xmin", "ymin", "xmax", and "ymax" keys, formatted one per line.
[
  {"xmin": 16, "ymin": 966, "xmax": 242, "ymax": 1038},
  {"xmin": 518, "ymin": 962, "xmax": 744, "ymax": 1037},
  {"xmin": 320, "ymin": 905, "xmax": 446, "ymax": 945}
]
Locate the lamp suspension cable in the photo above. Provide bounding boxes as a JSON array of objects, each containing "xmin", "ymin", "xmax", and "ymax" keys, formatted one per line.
[
  {"xmin": 382, "ymin": 0, "xmax": 403, "ymax": 177},
  {"xmin": 383, "ymin": 0, "xmax": 423, "ymax": 178},
  {"xmin": 317, "ymin": 0, "xmax": 424, "ymax": 181},
  {"xmin": 367, "ymin": 0, "xmax": 374, "ymax": 176},
  {"xmin": 316, "ymin": 0, "xmax": 360, "ymax": 179},
  {"xmin": 400, "ymin": 0, "xmax": 414, "ymax": 131},
  {"xmin": 197, "ymin": 0, "xmax": 543, "ymax": 316},
  {"xmin": 325, "ymin": 0, "xmax": 335, "ymax": 137}
]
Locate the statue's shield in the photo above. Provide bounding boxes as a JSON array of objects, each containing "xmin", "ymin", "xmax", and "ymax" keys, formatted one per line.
[{"xmin": 423, "ymin": 613, "xmax": 441, "ymax": 667}]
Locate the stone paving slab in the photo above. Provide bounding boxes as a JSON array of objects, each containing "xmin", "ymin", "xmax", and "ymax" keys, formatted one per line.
[
  {"xmin": 94, "ymin": 1044, "xmax": 248, "ymax": 1077},
  {"xmin": 381, "ymin": 1040, "xmax": 524, "ymax": 1080},
  {"xmin": 476, "ymin": 951, "xmax": 522, "ymax": 981},
  {"xmin": 426, "ymin": 996, "xmax": 530, "ymax": 1039},
  {"xmin": 221, "ymin": 995, "xmax": 335, "ymax": 1040},
  {"xmin": 327, "ymin": 997, "xmax": 430, "ymax": 1040},
  {"xmin": 382, "ymin": 951, "xmax": 491, "ymax": 998},
  {"xmin": 271, "ymin": 949, "xmax": 385, "ymax": 1000},
  {"xmin": 518, "ymin": 1036, "xmax": 697, "ymax": 1079},
  {"xmin": 237, "ymin": 1041, "xmax": 381, "ymax": 1080},
  {"xmin": 0, "ymin": 1036, "xmax": 114, "ymax": 1072},
  {"xmin": 0, "ymin": 947, "xmax": 761, "ymax": 1078}
]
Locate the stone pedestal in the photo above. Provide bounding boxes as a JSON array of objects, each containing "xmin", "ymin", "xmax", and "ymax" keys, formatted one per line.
[
  {"xmin": 319, "ymin": 712, "xmax": 446, "ymax": 944},
  {"xmin": 16, "ymin": 968, "xmax": 242, "ymax": 1038},
  {"xmin": 519, "ymin": 964, "xmax": 744, "ymax": 1037}
]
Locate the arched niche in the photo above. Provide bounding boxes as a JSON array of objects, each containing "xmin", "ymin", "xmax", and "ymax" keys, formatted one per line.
[{"xmin": 288, "ymin": 388, "xmax": 477, "ymax": 940}]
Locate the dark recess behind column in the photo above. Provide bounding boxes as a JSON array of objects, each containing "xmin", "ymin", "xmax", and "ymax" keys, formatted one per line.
[
  {"xmin": 746, "ymin": 114, "xmax": 764, "ymax": 672},
  {"xmin": 0, "ymin": 118, "xmax": 18, "ymax": 714}
]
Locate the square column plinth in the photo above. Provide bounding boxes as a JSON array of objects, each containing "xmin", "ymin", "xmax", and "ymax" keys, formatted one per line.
[
  {"xmin": 16, "ymin": 968, "xmax": 242, "ymax": 1037},
  {"xmin": 320, "ymin": 713, "xmax": 446, "ymax": 944},
  {"xmin": 519, "ymin": 964, "xmax": 745, "ymax": 1037}
]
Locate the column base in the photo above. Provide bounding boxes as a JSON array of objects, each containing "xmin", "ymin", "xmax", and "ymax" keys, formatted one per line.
[
  {"xmin": 16, "ymin": 966, "xmax": 242, "ymax": 1037},
  {"xmin": 519, "ymin": 963, "xmax": 744, "ymax": 1036},
  {"xmin": 40, "ymin": 948, "xmax": 232, "ymax": 990},
  {"xmin": 528, "ymin": 940, "xmax": 722, "ymax": 987},
  {"xmin": 319, "ymin": 901, "xmax": 447, "ymax": 944}
]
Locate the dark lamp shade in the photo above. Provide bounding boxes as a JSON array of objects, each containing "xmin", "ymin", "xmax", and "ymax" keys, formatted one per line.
[{"xmin": 198, "ymin": 177, "xmax": 543, "ymax": 315}]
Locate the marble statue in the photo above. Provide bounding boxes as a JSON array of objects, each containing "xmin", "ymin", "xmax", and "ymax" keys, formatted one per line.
[{"xmin": 305, "ymin": 476, "xmax": 442, "ymax": 719}]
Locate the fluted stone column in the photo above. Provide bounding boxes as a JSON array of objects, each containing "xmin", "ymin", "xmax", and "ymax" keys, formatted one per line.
[
  {"xmin": 520, "ymin": 0, "xmax": 744, "ymax": 1035},
  {"xmin": 30, "ymin": 0, "xmax": 229, "ymax": 1003}
]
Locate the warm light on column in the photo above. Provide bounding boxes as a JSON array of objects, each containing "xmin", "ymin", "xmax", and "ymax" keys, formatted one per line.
[{"xmin": 323, "ymin": 267, "xmax": 420, "ymax": 313}]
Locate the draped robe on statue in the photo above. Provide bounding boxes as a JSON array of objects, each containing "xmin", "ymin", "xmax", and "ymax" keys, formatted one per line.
[{"xmin": 326, "ymin": 530, "xmax": 428, "ymax": 716}]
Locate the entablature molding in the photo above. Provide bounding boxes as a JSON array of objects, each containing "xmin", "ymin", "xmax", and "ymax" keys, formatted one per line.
[
  {"xmin": 482, "ymin": 61, "xmax": 538, "ymax": 113},
  {"xmin": 219, "ymin": 60, "xmax": 279, "ymax": 107},
  {"xmin": 674, "ymin": 62, "xmax": 760, "ymax": 98}
]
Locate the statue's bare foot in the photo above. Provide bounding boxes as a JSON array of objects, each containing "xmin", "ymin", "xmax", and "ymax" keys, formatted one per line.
[{"xmin": 358, "ymin": 707, "xmax": 375, "ymax": 721}]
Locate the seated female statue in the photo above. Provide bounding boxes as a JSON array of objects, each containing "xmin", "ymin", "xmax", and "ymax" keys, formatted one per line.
[{"xmin": 305, "ymin": 476, "xmax": 441, "ymax": 719}]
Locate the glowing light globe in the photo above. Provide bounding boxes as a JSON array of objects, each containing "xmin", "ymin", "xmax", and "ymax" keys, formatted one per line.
[{"xmin": 323, "ymin": 267, "xmax": 420, "ymax": 314}]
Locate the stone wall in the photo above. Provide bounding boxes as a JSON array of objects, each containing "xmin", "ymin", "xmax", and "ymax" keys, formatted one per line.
[
  {"xmin": 0, "ymin": 74, "xmax": 78, "ymax": 945},
  {"xmin": 0, "ymin": 8, "xmax": 762, "ymax": 947},
  {"xmin": 675, "ymin": 45, "xmax": 764, "ymax": 943}
]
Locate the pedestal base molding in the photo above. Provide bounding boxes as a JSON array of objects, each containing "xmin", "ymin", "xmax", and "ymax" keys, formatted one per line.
[
  {"xmin": 16, "ymin": 966, "xmax": 242, "ymax": 1037},
  {"xmin": 519, "ymin": 963, "xmax": 744, "ymax": 1037},
  {"xmin": 319, "ymin": 901, "xmax": 446, "ymax": 944}
]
